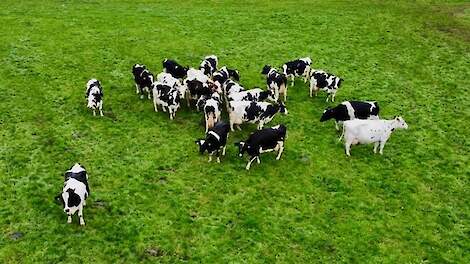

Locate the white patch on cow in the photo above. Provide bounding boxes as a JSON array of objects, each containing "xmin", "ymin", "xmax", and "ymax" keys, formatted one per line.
[
  {"xmin": 341, "ymin": 101, "xmax": 355, "ymax": 119},
  {"xmin": 208, "ymin": 131, "xmax": 220, "ymax": 141}
]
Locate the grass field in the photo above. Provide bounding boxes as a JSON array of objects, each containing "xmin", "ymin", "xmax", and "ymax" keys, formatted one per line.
[{"xmin": 0, "ymin": 0, "xmax": 469, "ymax": 263}]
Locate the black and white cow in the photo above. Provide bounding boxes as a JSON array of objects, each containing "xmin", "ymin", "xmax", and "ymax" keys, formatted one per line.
[
  {"xmin": 195, "ymin": 122, "xmax": 230, "ymax": 163},
  {"xmin": 200, "ymin": 55, "xmax": 218, "ymax": 77},
  {"xmin": 132, "ymin": 64, "xmax": 154, "ymax": 99},
  {"xmin": 228, "ymin": 101, "xmax": 288, "ymax": 131},
  {"xmin": 309, "ymin": 69, "xmax": 343, "ymax": 102},
  {"xmin": 282, "ymin": 57, "xmax": 312, "ymax": 86},
  {"xmin": 196, "ymin": 93, "xmax": 222, "ymax": 132},
  {"xmin": 85, "ymin": 79, "xmax": 104, "ymax": 117},
  {"xmin": 261, "ymin": 65, "xmax": 288, "ymax": 102},
  {"xmin": 235, "ymin": 124, "xmax": 287, "ymax": 170},
  {"xmin": 152, "ymin": 82, "xmax": 181, "ymax": 120},
  {"xmin": 213, "ymin": 66, "xmax": 240, "ymax": 89},
  {"xmin": 156, "ymin": 72, "xmax": 187, "ymax": 99},
  {"xmin": 320, "ymin": 101, "xmax": 380, "ymax": 130},
  {"xmin": 55, "ymin": 163, "xmax": 90, "ymax": 226},
  {"xmin": 184, "ymin": 68, "xmax": 220, "ymax": 107},
  {"xmin": 226, "ymin": 88, "xmax": 274, "ymax": 103},
  {"xmin": 162, "ymin": 58, "xmax": 189, "ymax": 79}
]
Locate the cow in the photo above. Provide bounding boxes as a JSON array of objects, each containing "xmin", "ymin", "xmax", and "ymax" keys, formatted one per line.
[
  {"xmin": 55, "ymin": 163, "xmax": 90, "ymax": 226},
  {"xmin": 213, "ymin": 66, "xmax": 240, "ymax": 89},
  {"xmin": 195, "ymin": 122, "xmax": 230, "ymax": 163},
  {"xmin": 196, "ymin": 93, "xmax": 222, "ymax": 132},
  {"xmin": 340, "ymin": 116, "xmax": 408, "ymax": 156},
  {"xmin": 282, "ymin": 57, "xmax": 312, "ymax": 86},
  {"xmin": 200, "ymin": 55, "xmax": 218, "ymax": 77},
  {"xmin": 228, "ymin": 100, "xmax": 288, "ymax": 131},
  {"xmin": 162, "ymin": 58, "xmax": 188, "ymax": 79},
  {"xmin": 261, "ymin": 65, "xmax": 288, "ymax": 102},
  {"xmin": 151, "ymin": 82, "xmax": 181, "ymax": 120},
  {"xmin": 156, "ymin": 72, "xmax": 187, "ymax": 99},
  {"xmin": 320, "ymin": 101, "xmax": 380, "ymax": 130},
  {"xmin": 85, "ymin": 79, "xmax": 104, "ymax": 117},
  {"xmin": 235, "ymin": 124, "xmax": 287, "ymax": 170},
  {"xmin": 309, "ymin": 69, "xmax": 343, "ymax": 102},
  {"xmin": 132, "ymin": 64, "xmax": 154, "ymax": 99},
  {"xmin": 183, "ymin": 68, "xmax": 221, "ymax": 107},
  {"xmin": 226, "ymin": 88, "xmax": 274, "ymax": 103}
]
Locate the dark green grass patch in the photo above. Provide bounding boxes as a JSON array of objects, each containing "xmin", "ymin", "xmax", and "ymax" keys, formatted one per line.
[{"xmin": 0, "ymin": 0, "xmax": 469, "ymax": 263}]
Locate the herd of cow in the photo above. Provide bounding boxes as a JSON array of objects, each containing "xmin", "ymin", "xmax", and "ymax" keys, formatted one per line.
[{"xmin": 59, "ymin": 55, "xmax": 408, "ymax": 225}]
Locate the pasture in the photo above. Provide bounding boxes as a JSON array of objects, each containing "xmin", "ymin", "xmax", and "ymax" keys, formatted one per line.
[{"xmin": 0, "ymin": 0, "xmax": 469, "ymax": 263}]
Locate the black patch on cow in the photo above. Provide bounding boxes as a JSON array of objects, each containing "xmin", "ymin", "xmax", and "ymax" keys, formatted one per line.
[
  {"xmin": 162, "ymin": 59, "xmax": 188, "ymax": 79},
  {"xmin": 66, "ymin": 188, "xmax": 81, "ymax": 207},
  {"xmin": 243, "ymin": 102, "xmax": 263, "ymax": 121},
  {"xmin": 283, "ymin": 59, "xmax": 309, "ymax": 76},
  {"xmin": 261, "ymin": 65, "xmax": 272, "ymax": 75},
  {"xmin": 238, "ymin": 125, "xmax": 287, "ymax": 158}
]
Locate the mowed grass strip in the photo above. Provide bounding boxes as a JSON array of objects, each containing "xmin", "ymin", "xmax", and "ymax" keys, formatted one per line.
[{"xmin": 0, "ymin": 0, "xmax": 468, "ymax": 263}]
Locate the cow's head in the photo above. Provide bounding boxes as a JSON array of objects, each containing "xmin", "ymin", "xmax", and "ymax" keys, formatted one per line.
[
  {"xmin": 234, "ymin": 141, "xmax": 247, "ymax": 157},
  {"xmin": 279, "ymin": 102, "xmax": 288, "ymax": 115},
  {"xmin": 261, "ymin": 65, "xmax": 272, "ymax": 75},
  {"xmin": 320, "ymin": 108, "xmax": 334, "ymax": 122},
  {"xmin": 393, "ymin": 116, "xmax": 408, "ymax": 129},
  {"xmin": 56, "ymin": 188, "xmax": 81, "ymax": 216},
  {"xmin": 227, "ymin": 69, "xmax": 240, "ymax": 81},
  {"xmin": 195, "ymin": 139, "xmax": 207, "ymax": 154}
]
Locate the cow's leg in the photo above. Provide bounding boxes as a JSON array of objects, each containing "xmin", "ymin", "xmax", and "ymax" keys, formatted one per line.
[
  {"xmin": 291, "ymin": 76, "xmax": 295, "ymax": 87},
  {"xmin": 208, "ymin": 155, "xmax": 212, "ymax": 162},
  {"xmin": 99, "ymin": 103, "xmax": 104, "ymax": 117},
  {"xmin": 332, "ymin": 91, "xmax": 336, "ymax": 102},
  {"xmin": 135, "ymin": 84, "xmax": 139, "ymax": 94},
  {"xmin": 67, "ymin": 215, "xmax": 72, "ymax": 224},
  {"xmin": 169, "ymin": 109, "xmax": 174, "ymax": 120},
  {"xmin": 345, "ymin": 141, "xmax": 352, "ymax": 156},
  {"xmin": 309, "ymin": 83, "xmax": 314, "ymax": 97},
  {"xmin": 205, "ymin": 116, "xmax": 209, "ymax": 133},
  {"xmin": 374, "ymin": 142, "xmax": 379, "ymax": 153},
  {"xmin": 222, "ymin": 145, "xmax": 226, "ymax": 156},
  {"xmin": 93, "ymin": 109, "xmax": 96, "ymax": 116},
  {"xmin": 216, "ymin": 151, "xmax": 221, "ymax": 163},
  {"xmin": 246, "ymin": 156, "xmax": 257, "ymax": 170},
  {"xmin": 284, "ymin": 88, "xmax": 287, "ymax": 101},
  {"xmin": 379, "ymin": 140, "xmax": 387, "ymax": 155},
  {"xmin": 237, "ymin": 124, "xmax": 242, "ymax": 131},
  {"xmin": 335, "ymin": 121, "xmax": 339, "ymax": 131},
  {"xmin": 256, "ymin": 156, "xmax": 260, "ymax": 164},
  {"xmin": 153, "ymin": 100, "xmax": 158, "ymax": 112},
  {"xmin": 276, "ymin": 141, "xmax": 285, "ymax": 160},
  {"xmin": 229, "ymin": 120, "xmax": 235, "ymax": 132},
  {"xmin": 78, "ymin": 205, "xmax": 85, "ymax": 226}
]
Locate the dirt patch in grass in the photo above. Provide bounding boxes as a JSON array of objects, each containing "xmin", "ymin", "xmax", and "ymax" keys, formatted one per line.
[{"xmin": 429, "ymin": 3, "xmax": 470, "ymax": 42}]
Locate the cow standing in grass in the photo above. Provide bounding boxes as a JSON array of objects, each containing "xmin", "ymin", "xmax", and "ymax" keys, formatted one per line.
[
  {"xmin": 132, "ymin": 64, "xmax": 154, "ymax": 99},
  {"xmin": 282, "ymin": 57, "xmax": 312, "ymax": 86},
  {"xmin": 309, "ymin": 69, "xmax": 342, "ymax": 102},
  {"xmin": 55, "ymin": 163, "xmax": 90, "ymax": 226},
  {"xmin": 320, "ymin": 101, "xmax": 380, "ymax": 130},
  {"xmin": 340, "ymin": 116, "xmax": 408, "ymax": 156},
  {"xmin": 228, "ymin": 101, "xmax": 288, "ymax": 131},
  {"xmin": 195, "ymin": 122, "xmax": 230, "ymax": 163},
  {"xmin": 85, "ymin": 79, "xmax": 104, "ymax": 117},
  {"xmin": 261, "ymin": 65, "xmax": 288, "ymax": 102},
  {"xmin": 235, "ymin": 124, "xmax": 287, "ymax": 170}
]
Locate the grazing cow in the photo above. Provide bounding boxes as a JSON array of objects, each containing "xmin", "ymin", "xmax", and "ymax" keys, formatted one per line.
[
  {"xmin": 152, "ymin": 82, "xmax": 181, "ymax": 120},
  {"xmin": 340, "ymin": 116, "xmax": 408, "ymax": 156},
  {"xmin": 213, "ymin": 66, "xmax": 240, "ymax": 89},
  {"xmin": 320, "ymin": 101, "xmax": 380, "ymax": 130},
  {"xmin": 199, "ymin": 55, "xmax": 218, "ymax": 77},
  {"xmin": 132, "ymin": 64, "xmax": 154, "ymax": 99},
  {"xmin": 196, "ymin": 93, "xmax": 222, "ymax": 132},
  {"xmin": 309, "ymin": 70, "xmax": 343, "ymax": 102},
  {"xmin": 227, "ymin": 88, "xmax": 274, "ymax": 103},
  {"xmin": 195, "ymin": 122, "xmax": 230, "ymax": 163},
  {"xmin": 55, "ymin": 163, "xmax": 90, "ymax": 226},
  {"xmin": 261, "ymin": 65, "xmax": 288, "ymax": 101},
  {"xmin": 162, "ymin": 58, "xmax": 188, "ymax": 79},
  {"xmin": 85, "ymin": 79, "xmax": 104, "ymax": 117},
  {"xmin": 228, "ymin": 101, "xmax": 288, "ymax": 131},
  {"xmin": 235, "ymin": 124, "xmax": 287, "ymax": 170},
  {"xmin": 282, "ymin": 57, "xmax": 312, "ymax": 86}
]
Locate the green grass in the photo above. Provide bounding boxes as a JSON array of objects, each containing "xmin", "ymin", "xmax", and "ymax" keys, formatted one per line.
[{"xmin": 0, "ymin": 0, "xmax": 469, "ymax": 263}]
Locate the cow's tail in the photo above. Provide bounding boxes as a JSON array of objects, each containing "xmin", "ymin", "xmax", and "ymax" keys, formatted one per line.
[
  {"xmin": 207, "ymin": 112, "xmax": 215, "ymax": 130},
  {"xmin": 338, "ymin": 123, "xmax": 345, "ymax": 142}
]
